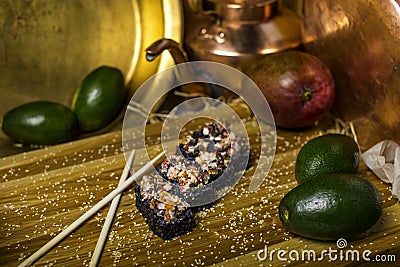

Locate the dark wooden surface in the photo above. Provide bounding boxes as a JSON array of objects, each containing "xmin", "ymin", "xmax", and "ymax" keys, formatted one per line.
[{"xmin": 0, "ymin": 108, "xmax": 399, "ymax": 266}]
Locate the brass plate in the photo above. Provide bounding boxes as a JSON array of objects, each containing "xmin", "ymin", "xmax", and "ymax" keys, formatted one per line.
[{"xmin": 0, "ymin": 0, "xmax": 183, "ymax": 155}]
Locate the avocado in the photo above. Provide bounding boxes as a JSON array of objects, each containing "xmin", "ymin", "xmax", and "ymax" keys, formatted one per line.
[
  {"xmin": 295, "ymin": 134, "xmax": 360, "ymax": 184},
  {"xmin": 279, "ymin": 173, "xmax": 382, "ymax": 240},
  {"xmin": 1, "ymin": 101, "xmax": 78, "ymax": 145},
  {"xmin": 72, "ymin": 66, "xmax": 125, "ymax": 132}
]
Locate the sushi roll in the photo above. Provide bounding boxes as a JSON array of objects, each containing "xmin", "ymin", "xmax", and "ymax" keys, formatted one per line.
[
  {"xmin": 135, "ymin": 174, "xmax": 195, "ymax": 240},
  {"xmin": 135, "ymin": 121, "xmax": 250, "ymax": 240},
  {"xmin": 157, "ymin": 154, "xmax": 216, "ymax": 212}
]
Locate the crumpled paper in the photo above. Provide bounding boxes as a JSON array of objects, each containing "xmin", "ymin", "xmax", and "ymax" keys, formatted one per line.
[{"xmin": 362, "ymin": 140, "xmax": 400, "ymax": 199}]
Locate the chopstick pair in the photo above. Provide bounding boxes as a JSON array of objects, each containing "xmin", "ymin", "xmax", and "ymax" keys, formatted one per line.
[
  {"xmin": 89, "ymin": 149, "xmax": 136, "ymax": 267},
  {"xmin": 18, "ymin": 150, "xmax": 165, "ymax": 267}
]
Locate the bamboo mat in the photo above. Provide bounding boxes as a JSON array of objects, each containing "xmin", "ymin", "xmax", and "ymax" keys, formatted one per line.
[{"xmin": 0, "ymin": 107, "xmax": 399, "ymax": 266}]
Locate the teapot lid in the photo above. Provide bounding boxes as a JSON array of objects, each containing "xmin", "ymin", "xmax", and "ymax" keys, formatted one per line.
[{"xmin": 190, "ymin": 0, "xmax": 279, "ymax": 22}]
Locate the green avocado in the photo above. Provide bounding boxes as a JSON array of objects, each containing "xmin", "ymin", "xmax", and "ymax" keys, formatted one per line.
[
  {"xmin": 1, "ymin": 101, "xmax": 78, "ymax": 145},
  {"xmin": 295, "ymin": 134, "xmax": 360, "ymax": 184},
  {"xmin": 72, "ymin": 66, "xmax": 125, "ymax": 132},
  {"xmin": 278, "ymin": 173, "xmax": 382, "ymax": 240}
]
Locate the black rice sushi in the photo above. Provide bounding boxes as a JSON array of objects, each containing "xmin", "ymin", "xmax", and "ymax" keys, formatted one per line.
[
  {"xmin": 135, "ymin": 174, "xmax": 195, "ymax": 240},
  {"xmin": 135, "ymin": 122, "xmax": 249, "ymax": 240}
]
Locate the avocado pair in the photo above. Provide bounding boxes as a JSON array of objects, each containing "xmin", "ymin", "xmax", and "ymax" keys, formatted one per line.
[
  {"xmin": 1, "ymin": 66, "xmax": 125, "ymax": 146},
  {"xmin": 279, "ymin": 134, "xmax": 383, "ymax": 241}
]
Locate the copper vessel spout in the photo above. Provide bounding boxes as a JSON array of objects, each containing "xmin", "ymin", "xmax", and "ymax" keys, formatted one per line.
[{"xmin": 146, "ymin": 38, "xmax": 211, "ymax": 96}]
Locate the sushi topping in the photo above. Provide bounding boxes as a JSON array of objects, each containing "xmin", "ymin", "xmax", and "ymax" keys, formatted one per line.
[{"xmin": 139, "ymin": 174, "xmax": 190, "ymax": 222}]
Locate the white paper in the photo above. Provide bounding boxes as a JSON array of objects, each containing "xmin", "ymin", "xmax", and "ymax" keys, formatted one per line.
[{"xmin": 362, "ymin": 140, "xmax": 400, "ymax": 199}]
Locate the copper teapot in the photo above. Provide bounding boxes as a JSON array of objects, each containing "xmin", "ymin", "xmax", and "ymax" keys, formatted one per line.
[
  {"xmin": 183, "ymin": 0, "xmax": 302, "ymax": 73},
  {"xmin": 144, "ymin": 0, "xmax": 302, "ymax": 97}
]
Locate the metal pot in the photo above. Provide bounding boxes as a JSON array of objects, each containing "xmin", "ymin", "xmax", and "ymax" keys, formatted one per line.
[
  {"xmin": 302, "ymin": 0, "xmax": 400, "ymax": 149},
  {"xmin": 183, "ymin": 0, "xmax": 302, "ymax": 73}
]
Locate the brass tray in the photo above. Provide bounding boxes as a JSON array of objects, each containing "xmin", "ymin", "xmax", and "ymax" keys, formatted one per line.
[{"xmin": 0, "ymin": 0, "xmax": 183, "ymax": 157}]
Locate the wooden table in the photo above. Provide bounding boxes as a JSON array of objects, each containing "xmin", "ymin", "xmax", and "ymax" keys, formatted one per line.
[{"xmin": 1, "ymin": 107, "xmax": 399, "ymax": 266}]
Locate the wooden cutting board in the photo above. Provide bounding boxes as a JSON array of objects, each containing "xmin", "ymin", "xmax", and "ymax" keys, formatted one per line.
[{"xmin": 1, "ymin": 106, "xmax": 399, "ymax": 266}]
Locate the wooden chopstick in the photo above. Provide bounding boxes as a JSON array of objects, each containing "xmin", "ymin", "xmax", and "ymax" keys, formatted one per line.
[
  {"xmin": 18, "ymin": 151, "xmax": 165, "ymax": 267},
  {"xmin": 89, "ymin": 149, "xmax": 136, "ymax": 267}
]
